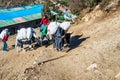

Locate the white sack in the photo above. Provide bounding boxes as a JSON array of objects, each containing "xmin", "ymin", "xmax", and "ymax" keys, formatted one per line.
[
  {"xmin": 16, "ymin": 30, "xmax": 22, "ymax": 40},
  {"xmin": 47, "ymin": 22, "xmax": 60, "ymax": 35},
  {"xmin": 17, "ymin": 28, "xmax": 27, "ymax": 40},
  {"xmin": 20, "ymin": 28, "xmax": 27, "ymax": 39},
  {"xmin": 0, "ymin": 29, "xmax": 8, "ymax": 40},
  {"xmin": 60, "ymin": 22, "xmax": 70, "ymax": 30},
  {"xmin": 26, "ymin": 27, "xmax": 33, "ymax": 39}
]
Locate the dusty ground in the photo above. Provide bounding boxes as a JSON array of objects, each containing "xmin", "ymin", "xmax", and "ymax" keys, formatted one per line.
[{"xmin": 0, "ymin": 10, "xmax": 120, "ymax": 80}]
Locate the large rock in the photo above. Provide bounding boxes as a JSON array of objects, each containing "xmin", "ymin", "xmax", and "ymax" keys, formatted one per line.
[{"xmin": 104, "ymin": 0, "xmax": 120, "ymax": 11}]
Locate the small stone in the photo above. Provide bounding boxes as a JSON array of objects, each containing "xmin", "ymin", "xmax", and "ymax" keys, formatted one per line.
[
  {"xmin": 33, "ymin": 61, "xmax": 37, "ymax": 65},
  {"xmin": 115, "ymin": 72, "xmax": 120, "ymax": 79},
  {"xmin": 87, "ymin": 63, "xmax": 97, "ymax": 71}
]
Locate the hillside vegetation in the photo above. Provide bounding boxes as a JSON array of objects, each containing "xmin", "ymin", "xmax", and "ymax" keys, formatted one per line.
[{"xmin": 0, "ymin": 0, "xmax": 119, "ymax": 13}]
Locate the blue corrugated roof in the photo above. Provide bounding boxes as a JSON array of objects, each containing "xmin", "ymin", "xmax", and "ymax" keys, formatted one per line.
[{"xmin": 0, "ymin": 4, "xmax": 43, "ymax": 20}]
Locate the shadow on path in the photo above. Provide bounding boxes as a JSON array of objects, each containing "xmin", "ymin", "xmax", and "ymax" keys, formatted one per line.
[
  {"xmin": 37, "ymin": 35, "xmax": 90, "ymax": 65},
  {"xmin": 38, "ymin": 54, "xmax": 68, "ymax": 65},
  {"xmin": 67, "ymin": 34, "xmax": 90, "ymax": 52}
]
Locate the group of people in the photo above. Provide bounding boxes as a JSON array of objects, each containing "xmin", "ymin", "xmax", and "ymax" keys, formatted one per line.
[
  {"xmin": 0, "ymin": 15, "xmax": 71, "ymax": 52},
  {"xmin": 40, "ymin": 15, "xmax": 71, "ymax": 51}
]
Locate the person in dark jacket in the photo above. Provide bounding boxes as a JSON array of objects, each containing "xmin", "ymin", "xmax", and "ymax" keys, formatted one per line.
[
  {"xmin": 63, "ymin": 32, "xmax": 72, "ymax": 52},
  {"xmin": 54, "ymin": 27, "xmax": 72, "ymax": 52},
  {"xmin": 54, "ymin": 26, "xmax": 65, "ymax": 51},
  {"xmin": 64, "ymin": 33, "xmax": 71, "ymax": 47}
]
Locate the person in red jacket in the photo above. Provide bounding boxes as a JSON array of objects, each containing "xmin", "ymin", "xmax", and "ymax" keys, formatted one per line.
[
  {"xmin": 2, "ymin": 32, "xmax": 10, "ymax": 51},
  {"xmin": 40, "ymin": 15, "xmax": 50, "ymax": 32},
  {"xmin": 40, "ymin": 15, "xmax": 50, "ymax": 25},
  {"xmin": 40, "ymin": 15, "xmax": 50, "ymax": 47}
]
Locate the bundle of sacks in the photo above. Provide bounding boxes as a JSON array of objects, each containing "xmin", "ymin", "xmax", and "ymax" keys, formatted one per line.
[
  {"xmin": 16, "ymin": 27, "xmax": 38, "ymax": 51},
  {"xmin": 16, "ymin": 28, "xmax": 27, "ymax": 40},
  {"xmin": 0, "ymin": 29, "xmax": 8, "ymax": 40},
  {"xmin": 16, "ymin": 27, "xmax": 37, "ymax": 40},
  {"xmin": 60, "ymin": 22, "xmax": 70, "ymax": 30},
  {"xmin": 47, "ymin": 21, "xmax": 71, "ymax": 51},
  {"xmin": 26, "ymin": 27, "xmax": 37, "ymax": 39},
  {"xmin": 47, "ymin": 21, "xmax": 71, "ymax": 35},
  {"xmin": 47, "ymin": 22, "xmax": 60, "ymax": 35}
]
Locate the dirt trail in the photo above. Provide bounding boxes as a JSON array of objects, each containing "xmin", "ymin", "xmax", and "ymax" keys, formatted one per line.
[{"xmin": 0, "ymin": 10, "xmax": 120, "ymax": 80}]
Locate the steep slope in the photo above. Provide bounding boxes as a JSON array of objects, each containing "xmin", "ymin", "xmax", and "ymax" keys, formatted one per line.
[
  {"xmin": 22, "ymin": 10, "xmax": 120, "ymax": 80},
  {"xmin": 0, "ymin": 10, "xmax": 120, "ymax": 80}
]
